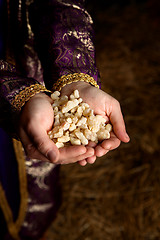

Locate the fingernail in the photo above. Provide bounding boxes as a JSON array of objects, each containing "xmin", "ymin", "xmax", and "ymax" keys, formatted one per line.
[
  {"xmin": 47, "ymin": 150, "xmax": 57, "ymax": 162},
  {"xmin": 125, "ymin": 133, "xmax": 130, "ymax": 141}
]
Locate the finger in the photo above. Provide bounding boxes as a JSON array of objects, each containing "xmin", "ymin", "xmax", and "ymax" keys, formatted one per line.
[
  {"xmin": 87, "ymin": 141, "xmax": 97, "ymax": 148},
  {"xmin": 86, "ymin": 155, "xmax": 97, "ymax": 164},
  {"xmin": 78, "ymin": 148, "xmax": 97, "ymax": 166},
  {"xmin": 109, "ymin": 101, "xmax": 130, "ymax": 143},
  {"xmin": 95, "ymin": 132, "xmax": 121, "ymax": 157},
  {"xmin": 101, "ymin": 132, "xmax": 121, "ymax": 151},
  {"xmin": 58, "ymin": 145, "xmax": 86, "ymax": 163},
  {"xmin": 59, "ymin": 146, "xmax": 94, "ymax": 164},
  {"xmin": 78, "ymin": 159, "xmax": 88, "ymax": 166},
  {"xmin": 19, "ymin": 128, "xmax": 52, "ymax": 162},
  {"xmin": 95, "ymin": 145, "xmax": 109, "ymax": 157},
  {"xmin": 26, "ymin": 124, "xmax": 59, "ymax": 163}
]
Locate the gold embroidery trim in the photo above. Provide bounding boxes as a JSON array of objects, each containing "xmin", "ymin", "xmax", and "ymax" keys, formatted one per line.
[
  {"xmin": 53, "ymin": 73, "xmax": 99, "ymax": 92},
  {"xmin": 0, "ymin": 184, "xmax": 20, "ymax": 240},
  {"xmin": 12, "ymin": 84, "xmax": 51, "ymax": 111},
  {"xmin": 13, "ymin": 139, "xmax": 28, "ymax": 232},
  {"xmin": 0, "ymin": 139, "xmax": 27, "ymax": 240}
]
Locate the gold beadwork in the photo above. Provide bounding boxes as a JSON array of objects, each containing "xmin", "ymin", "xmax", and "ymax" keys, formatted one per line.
[
  {"xmin": 53, "ymin": 73, "xmax": 99, "ymax": 92},
  {"xmin": 12, "ymin": 84, "xmax": 51, "ymax": 111}
]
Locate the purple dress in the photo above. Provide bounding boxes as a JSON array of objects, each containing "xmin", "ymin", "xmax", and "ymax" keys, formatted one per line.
[{"xmin": 0, "ymin": 0, "xmax": 100, "ymax": 239}]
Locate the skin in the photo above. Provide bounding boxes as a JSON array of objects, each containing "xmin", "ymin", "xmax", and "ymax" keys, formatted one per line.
[{"xmin": 18, "ymin": 81, "xmax": 130, "ymax": 166}]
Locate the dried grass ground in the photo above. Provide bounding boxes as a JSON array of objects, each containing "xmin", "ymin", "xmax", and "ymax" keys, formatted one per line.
[{"xmin": 46, "ymin": 2, "xmax": 160, "ymax": 240}]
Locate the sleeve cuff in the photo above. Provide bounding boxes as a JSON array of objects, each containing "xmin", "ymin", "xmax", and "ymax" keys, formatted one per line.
[
  {"xmin": 11, "ymin": 84, "xmax": 51, "ymax": 111},
  {"xmin": 52, "ymin": 73, "xmax": 100, "ymax": 92}
]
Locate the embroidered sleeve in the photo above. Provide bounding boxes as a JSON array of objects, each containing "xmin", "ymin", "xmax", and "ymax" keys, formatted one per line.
[
  {"xmin": 29, "ymin": 0, "xmax": 101, "ymax": 90},
  {"xmin": 11, "ymin": 84, "xmax": 51, "ymax": 111},
  {"xmin": 0, "ymin": 60, "xmax": 49, "ymax": 134},
  {"xmin": 53, "ymin": 73, "xmax": 99, "ymax": 92}
]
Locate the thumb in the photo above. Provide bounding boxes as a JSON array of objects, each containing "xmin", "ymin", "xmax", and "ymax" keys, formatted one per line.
[
  {"xmin": 28, "ymin": 124, "xmax": 59, "ymax": 163},
  {"xmin": 109, "ymin": 102, "xmax": 130, "ymax": 143}
]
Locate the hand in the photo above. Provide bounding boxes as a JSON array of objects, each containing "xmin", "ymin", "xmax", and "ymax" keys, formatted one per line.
[
  {"xmin": 18, "ymin": 92, "xmax": 95, "ymax": 165},
  {"xmin": 61, "ymin": 81, "xmax": 130, "ymax": 165}
]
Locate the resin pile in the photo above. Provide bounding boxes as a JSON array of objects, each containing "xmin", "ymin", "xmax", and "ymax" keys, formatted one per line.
[{"xmin": 48, "ymin": 90, "xmax": 112, "ymax": 148}]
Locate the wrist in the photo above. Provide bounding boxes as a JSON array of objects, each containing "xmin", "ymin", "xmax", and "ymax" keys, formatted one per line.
[
  {"xmin": 60, "ymin": 81, "xmax": 91, "ymax": 96},
  {"xmin": 52, "ymin": 73, "xmax": 99, "ymax": 93},
  {"xmin": 11, "ymin": 84, "xmax": 51, "ymax": 112}
]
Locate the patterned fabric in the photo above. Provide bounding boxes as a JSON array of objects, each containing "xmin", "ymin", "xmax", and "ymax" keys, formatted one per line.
[
  {"xmin": 29, "ymin": 0, "xmax": 101, "ymax": 89},
  {"xmin": 0, "ymin": 0, "xmax": 100, "ymax": 239},
  {"xmin": 53, "ymin": 72, "xmax": 99, "ymax": 91},
  {"xmin": 19, "ymin": 161, "xmax": 61, "ymax": 240},
  {"xmin": 11, "ymin": 84, "xmax": 51, "ymax": 111}
]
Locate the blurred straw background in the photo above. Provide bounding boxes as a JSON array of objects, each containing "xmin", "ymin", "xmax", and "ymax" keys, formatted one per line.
[{"xmin": 46, "ymin": 1, "xmax": 160, "ymax": 239}]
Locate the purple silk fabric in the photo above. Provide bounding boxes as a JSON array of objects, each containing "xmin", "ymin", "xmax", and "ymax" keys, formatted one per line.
[
  {"xmin": 0, "ymin": 0, "xmax": 101, "ymax": 118},
  {"xmin": 0, "ymin": 0, "xmax": 20, "ymax": 222},
  {"xmin": 0, "ymin": 0, "xmax": 100, "ymax": 238}
]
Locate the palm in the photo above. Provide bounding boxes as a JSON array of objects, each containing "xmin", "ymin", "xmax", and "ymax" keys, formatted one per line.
[
  {"xmin": 78, "ymin": 85, "xmax": 112, "ymax": 119},
  {"xmin": 61, "ymin": 82, "xmax": 129, "ymax": 159},
  {"xmin": 62, "ymin": 83, "xmax": 112, "ymax": 121},
  {"xmin": 18, "ymin": 84, "xmax": 129, "ymax": 165},
  {"xmin": 18, "ymin": 92, "xmax": 95, "ymax": 164}
]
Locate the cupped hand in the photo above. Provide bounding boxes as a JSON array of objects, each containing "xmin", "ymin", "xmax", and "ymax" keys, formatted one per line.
[
  {"xmin": 61, "ymin": 81, "xmax": 130, "ymax": 165},
  {"xmin": 18, "ymin": 92, "xmax": 95, "ymax": 164}
]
